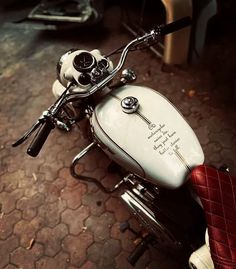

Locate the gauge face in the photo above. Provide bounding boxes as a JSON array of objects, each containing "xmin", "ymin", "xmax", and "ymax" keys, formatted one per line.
[
  {"xmin": 78, "ymin": 73, "xmax": 91, "ymax": 85},
  {"xmin": 73, "ymin": 52, "xmax": 96, "ymax": 72},
  {"xmin": 98, "ymin": 59, "xmax": 109, "ymax": 69}
]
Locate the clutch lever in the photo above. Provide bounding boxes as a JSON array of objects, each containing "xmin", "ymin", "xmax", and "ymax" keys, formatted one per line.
[
  {"xmin": 12, "ymin": 111, "xmax": 48, "ymax": 147},
  {"xmin": 12, "ymin": 82, "xmax": 74, "ymax": 149}
]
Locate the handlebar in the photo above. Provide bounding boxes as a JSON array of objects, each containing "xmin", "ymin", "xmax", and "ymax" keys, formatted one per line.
[
  {"xmin": 57, "ymin": 16, "xmax": 191, "ymax": 102},
  {"xmin": 159, "ymin": 16, "xmax": 191, "ymax": 35},
  {"xmin": 12, "ymin": 16, "xmax": 191, "ymax": 156},
  {"xmin": 27, "ymin": 118, "xmax": 54, "ymax": 157},
  {"xmin": 12, "ymin": 110, "xmax": 55, "ymax": 157}
]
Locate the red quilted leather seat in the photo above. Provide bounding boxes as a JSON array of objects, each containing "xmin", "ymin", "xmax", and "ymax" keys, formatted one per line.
[{"xmin": 191, "ymin": 165, "xmax": 236, "ymax": 269}]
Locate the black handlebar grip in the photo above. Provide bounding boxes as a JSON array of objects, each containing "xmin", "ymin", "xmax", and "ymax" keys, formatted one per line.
[
  {"xmin": 27, "ymin": 119, "xmax": 54, "ymax": 157},
  {"xmin": 162, "ymin": 16, "xmax": 192, "ymax": 35}
]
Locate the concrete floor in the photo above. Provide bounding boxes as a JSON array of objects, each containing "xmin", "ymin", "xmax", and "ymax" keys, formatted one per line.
[{"xmin": 0, "ymin": 2, "xmax": 236, "ymax": 269}]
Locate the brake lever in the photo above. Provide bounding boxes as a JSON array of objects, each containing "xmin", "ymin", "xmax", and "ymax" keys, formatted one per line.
[{"xmin": 12, "ymin": 111, "xmax": 48, "ymax": 147}]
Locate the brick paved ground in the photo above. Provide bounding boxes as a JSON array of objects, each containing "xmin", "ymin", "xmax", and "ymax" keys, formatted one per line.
[{"xmin": 0, "ymin": 2, "xmax": 236, "ymax": 269}]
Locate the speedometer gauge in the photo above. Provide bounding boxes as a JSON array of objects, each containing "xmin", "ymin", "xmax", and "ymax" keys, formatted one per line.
[{"xmin": 73, "ymin": 52, "xmax": 96, "ymax": 72}]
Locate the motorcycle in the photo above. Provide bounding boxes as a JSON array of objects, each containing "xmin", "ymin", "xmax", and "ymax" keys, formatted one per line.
[{"xmin": 12, "ymin": 17, "xmax": 236, "ymax": 269}]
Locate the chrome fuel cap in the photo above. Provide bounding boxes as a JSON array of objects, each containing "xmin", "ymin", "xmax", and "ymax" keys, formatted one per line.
[{"xmin": 121, "ymin": 96, "xmax": 139, "ymax": 114}]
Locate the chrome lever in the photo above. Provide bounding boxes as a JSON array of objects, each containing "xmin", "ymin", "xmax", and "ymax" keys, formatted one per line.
[{"xmin": 121, "ymin": 69, "xmax": 137, "ymax": 83}]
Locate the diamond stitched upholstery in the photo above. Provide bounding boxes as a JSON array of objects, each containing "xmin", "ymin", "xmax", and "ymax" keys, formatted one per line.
[{"xmin": 191, "ymin": 165, "xmax": 236, "ymax": 269}]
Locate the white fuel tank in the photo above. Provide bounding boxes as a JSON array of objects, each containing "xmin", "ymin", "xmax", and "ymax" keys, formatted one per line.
[{"xmin": 91, "ymin": 85, "xmax": 204, "ymax": 189}]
